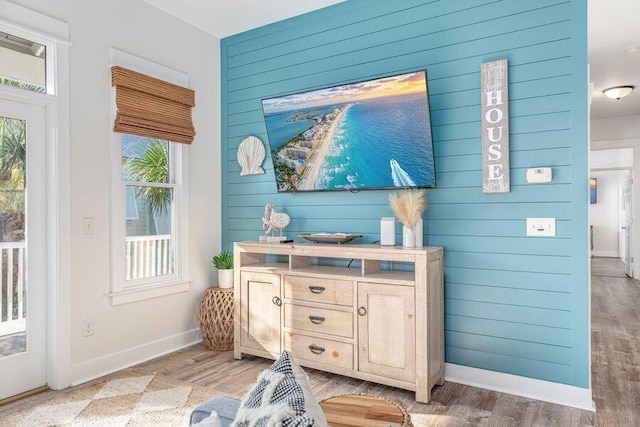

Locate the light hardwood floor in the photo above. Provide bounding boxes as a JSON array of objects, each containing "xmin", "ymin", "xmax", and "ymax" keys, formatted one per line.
[{"xmin": 1, "ymin": 257, "xmax": 638, "ymax": 425}]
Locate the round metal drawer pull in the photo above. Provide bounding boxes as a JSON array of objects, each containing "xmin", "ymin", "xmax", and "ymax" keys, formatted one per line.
[
  {"xmin": 309, "ymin": 316, "xmax": 326, "ymax": 324},
  {"xmin": 272, "ymin": 296, "xmax": 282, "ymax": 306},
  {"xmin": 308, "ymin": 286, "xmax": 325, "ymax": 294},
  {"xmin": 308, "ymin": 345, "xmax": 325, "ymax": 355},
  {"xmin": 358, "ymin": 306, "xmax": 367, "ymax": 316}
]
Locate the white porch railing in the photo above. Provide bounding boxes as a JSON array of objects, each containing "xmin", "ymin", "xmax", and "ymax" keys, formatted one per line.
[
  {"xmin": 0, "ymin": 242, "xmax": 26, "ymax": 336},
  {"xmin": 125, "ymin": 234, "xmax": 173, "ymax": 281},
  {"xmin": 0, "ymin": 236, "xmax": 172, "ymax": 336}
]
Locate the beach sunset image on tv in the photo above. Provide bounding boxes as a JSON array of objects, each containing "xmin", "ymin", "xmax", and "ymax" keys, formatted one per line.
[{"xmin": 261, "ymin": 71, "xmax": 436, "ymax": 192}]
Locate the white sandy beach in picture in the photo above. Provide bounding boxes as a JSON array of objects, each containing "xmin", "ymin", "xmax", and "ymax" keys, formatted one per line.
[{"xmin": 297, "ymin": 105, "xmax": 351, "ymax": 190}]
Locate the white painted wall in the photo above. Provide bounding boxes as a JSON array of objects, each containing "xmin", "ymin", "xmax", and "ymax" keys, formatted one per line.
[
  {"xmin": 589, "ymin": 170, "xmax": 621, "ymax": 257},
  {"xmin": 10, "ymin": 0, "xmax": 220, "ymax": 384},
  {"xmin": 591, "ymin": 115, "xmax": 640, "ymax": 149},
  {"xmin": 590, "ymin": 148, "xmax": 633, "ymax": 169},
  {"xmin": 589, "ymin": 148, "xmax": 633, "ymax": 260}
]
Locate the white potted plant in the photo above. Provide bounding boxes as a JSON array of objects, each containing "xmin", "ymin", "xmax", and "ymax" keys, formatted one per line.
[{"xmin": 212, "ymin": 250, "xmax": 234, "ymax": 288}]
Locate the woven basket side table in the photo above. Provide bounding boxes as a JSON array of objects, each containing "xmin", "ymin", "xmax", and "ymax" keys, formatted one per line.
[{"xmin": 199, "ymin": 287, "xmax": 234, "ymax": 351}]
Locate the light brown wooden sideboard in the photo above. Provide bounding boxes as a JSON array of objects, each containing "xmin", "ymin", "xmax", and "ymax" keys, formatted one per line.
[{"xmin": 233, "ymin": 241, "xmax": 444, "ymax": 403}]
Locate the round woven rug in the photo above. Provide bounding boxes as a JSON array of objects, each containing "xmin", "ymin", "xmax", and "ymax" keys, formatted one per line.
[{"xmin": 319, "ymin": 393, "xmax": 413, "ymax": 427}]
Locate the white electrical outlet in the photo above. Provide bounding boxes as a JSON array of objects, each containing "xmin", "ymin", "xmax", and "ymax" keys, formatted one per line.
[
  {"xmin": 526, "ymin": 218, "xmax": 556, "ymax": 237},
  {"xmin": 82, "ymin": 319, "xmax": 94, "ymax": 337}
]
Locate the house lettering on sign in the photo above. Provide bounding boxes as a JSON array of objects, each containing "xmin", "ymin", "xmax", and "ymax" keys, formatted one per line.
[{"xmin": 481, "ymin": 59, "xmax": 510, "ymax": 193}]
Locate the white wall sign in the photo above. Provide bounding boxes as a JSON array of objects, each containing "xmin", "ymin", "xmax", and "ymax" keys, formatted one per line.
[{"xmin": 481, "ymin": 59, "xmax": 510, "ymax": 193}]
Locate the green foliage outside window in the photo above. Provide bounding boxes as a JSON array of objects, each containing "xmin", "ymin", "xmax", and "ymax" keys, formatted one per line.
[{"xmin": 122, "ymin": 138, "xmax": 172, "ymax": 217}]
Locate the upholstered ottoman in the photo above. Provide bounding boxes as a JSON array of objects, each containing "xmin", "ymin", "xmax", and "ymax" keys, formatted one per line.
[{"xmin": 190, "ymin": 396, "xmax": 241, "ymax": 426}]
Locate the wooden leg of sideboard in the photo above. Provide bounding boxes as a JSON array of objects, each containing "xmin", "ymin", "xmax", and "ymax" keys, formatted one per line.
[
  {"xmin": 233, "ymin": 320, "xmax": 242, "ymax": 359},
  {"xmin": 436, "ymin": 368, "xmax": 445, "ymax": 386},
  {"xmin": 416, "ymin": 387, "xmax": 431, "ymax": 404}
]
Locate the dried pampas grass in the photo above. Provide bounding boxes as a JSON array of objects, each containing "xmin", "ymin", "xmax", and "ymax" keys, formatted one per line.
[{"xmin": 388, "ymin": 190, "xmax": 427, "ymax": 229}]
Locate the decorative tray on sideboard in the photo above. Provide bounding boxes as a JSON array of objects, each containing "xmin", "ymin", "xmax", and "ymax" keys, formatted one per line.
[{"xmin": 297, "ymin": 233, "xmax": 362, "ymax": 244}]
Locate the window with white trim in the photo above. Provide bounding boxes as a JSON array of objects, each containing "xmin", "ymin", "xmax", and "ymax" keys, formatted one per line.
[
  {"xmin": 122, "ymin": 136, "xmax": 176, "ymax": 282},
  {"xmin": 110, "ymin": 50, "xmax": 190, "ymax": 305},
  {"xmin": 0, "ymin": 29, "xmax": 46, "ymax": 92},
  {"xmin": 0, "ymin": 21, "xmax": 57, "ymax": 96}
]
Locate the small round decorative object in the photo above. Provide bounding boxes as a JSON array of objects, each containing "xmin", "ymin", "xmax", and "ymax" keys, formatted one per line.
[
  {"xmin": 270, "ymin": 211, "xmax": 290, "ymax": 230},
  {"xmin": 319, "ymin": 394, "xmax": 413, "ymax": 426},
  {"xmin": 199, "ymin": 287, "xmax": 234, "ymax": 351},
  {"xmin": 237, "ymin": 136, "xmax": 266, "ymax": 176}
]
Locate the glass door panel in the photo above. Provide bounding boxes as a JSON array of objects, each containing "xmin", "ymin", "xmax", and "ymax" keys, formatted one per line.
[
  {"xmin": 0, "ymin": 100, "xmax": 46, "ymax": 400},
  {"xmin": 0, "ymin": 116, "xmax": 26, "ymax": 358}
]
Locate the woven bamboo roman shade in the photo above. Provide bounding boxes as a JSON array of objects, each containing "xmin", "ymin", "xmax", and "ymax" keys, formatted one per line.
[{"xmin": 111, "ymin": 66, "xmax": 195, "ymax": 144}]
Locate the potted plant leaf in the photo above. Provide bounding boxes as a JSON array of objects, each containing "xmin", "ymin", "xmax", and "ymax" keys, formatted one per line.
[{"xmin": 212, "ymin": 250, "xmax": 234, "ymax": 288}]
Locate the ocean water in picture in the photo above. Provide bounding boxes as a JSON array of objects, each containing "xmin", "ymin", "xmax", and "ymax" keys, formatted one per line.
[
  {"xmin": 317, "ymin": 94, "xmax": 434, "ymax": 190},
  {"xmin": 261, "ymin": 71, "xmax": 436, "ymax": 192}
]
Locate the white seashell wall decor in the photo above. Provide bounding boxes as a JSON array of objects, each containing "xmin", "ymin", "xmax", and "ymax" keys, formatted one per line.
[{"xmin": 237, "ymin": 135, "xmax": 266, "ymax": 176}]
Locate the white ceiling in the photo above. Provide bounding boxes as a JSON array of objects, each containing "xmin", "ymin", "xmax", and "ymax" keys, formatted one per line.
[
  {"xmin": 589, "ymin": 0, "xmax": 640, "ymax": 119},
  {"xmin": 142, "ymin": 0, "xmax": 639, "ymax": 120},
  {"xmin": 141, "ymin": 0, "xmax": 345, "ymax": 39}
]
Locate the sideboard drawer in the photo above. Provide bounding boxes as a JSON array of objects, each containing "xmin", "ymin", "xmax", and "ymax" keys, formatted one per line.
[
  {"xmin": 284, "ymin": 276, "xmax": 353, "ymax": 306},
  {"xmin": 284, "ymin": 332, "xmax": 353, "ymax": 370},
  {"xmin": 284, "ymin": 303, "xmax": 353, "ymax": 338}
]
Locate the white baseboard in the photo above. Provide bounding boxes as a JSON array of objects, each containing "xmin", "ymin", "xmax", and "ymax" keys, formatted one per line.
[
  {"xmin": 445, "ymin": 363, "xmax": 595, "ymax": 411},
  {"xmin": 69, "ymin": 328, "xmax": 202, "ymax": 386},
  {"xmin": 592, "ymin": 250, "xmax": 619, "ymax": 258}
]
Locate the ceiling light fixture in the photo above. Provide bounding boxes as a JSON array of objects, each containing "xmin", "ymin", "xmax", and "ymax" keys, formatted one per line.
[{"xmin": 603, "ymin": 86, "xmax": 635, "ymax": 100}]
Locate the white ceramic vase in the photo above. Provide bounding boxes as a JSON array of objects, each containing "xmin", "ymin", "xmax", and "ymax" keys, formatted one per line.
[
  {"xmin": 415, "ymin": 218, "xmax": 423, "ymax": 247},
  {"xmin": 402, "ymin": 225, "xmax": 416, "ymax": 248},
  {"xmin": 218, "ymin": 269, "xmax": 234, "ymax": 288}
]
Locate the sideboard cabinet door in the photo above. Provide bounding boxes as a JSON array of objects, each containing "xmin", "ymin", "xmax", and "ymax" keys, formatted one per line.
[
  {"xmin": 240, "ymin": 271, "xmax": 281, "ymax": 355},
  {"xmin": 357, "ymin": 282, "xmax": 416, "ymax": 382}
]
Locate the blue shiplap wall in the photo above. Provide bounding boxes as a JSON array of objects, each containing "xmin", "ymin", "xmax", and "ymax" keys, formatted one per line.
[{"xmin": 221, "ymin": 0, "xmax": 589, "ymax": 388}]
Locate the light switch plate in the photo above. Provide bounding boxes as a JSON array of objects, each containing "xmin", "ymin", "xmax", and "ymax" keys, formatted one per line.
[
  {"xmin": 527, "ymin": 218, "xmax": 556, "ymax": 237},
  {"xmin": 83, "ymin": 217, "xmax": 94, "ymax": 235}
]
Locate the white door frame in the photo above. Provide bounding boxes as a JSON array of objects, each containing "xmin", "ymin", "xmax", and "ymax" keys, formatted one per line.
[
  {"xmin": 621, "ymin": 170, "xmax": 633, "ymax": 276},
  {"xmin": 0, "ymin": 2, "xmax": 72, "ymax": 391},
  {"xmin": 591, "ymin": 166, "xmax": 634, "ymax": 265}
]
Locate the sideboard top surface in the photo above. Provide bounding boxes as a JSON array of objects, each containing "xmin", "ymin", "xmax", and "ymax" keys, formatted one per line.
[{"xmin": 234, "ymin": 241, "xmax": 442, "ymax": 259}]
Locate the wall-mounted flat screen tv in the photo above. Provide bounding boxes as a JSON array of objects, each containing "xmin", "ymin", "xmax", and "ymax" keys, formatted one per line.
[{"xmin": 261, "ymin": 70, "xmax": 436, "ymax": 192}]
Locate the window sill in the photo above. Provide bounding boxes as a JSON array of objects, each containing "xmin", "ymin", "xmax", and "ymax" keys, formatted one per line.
[{"xmin": 108, "ymin": 279, "xmax": 192, "ymax": 306}]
